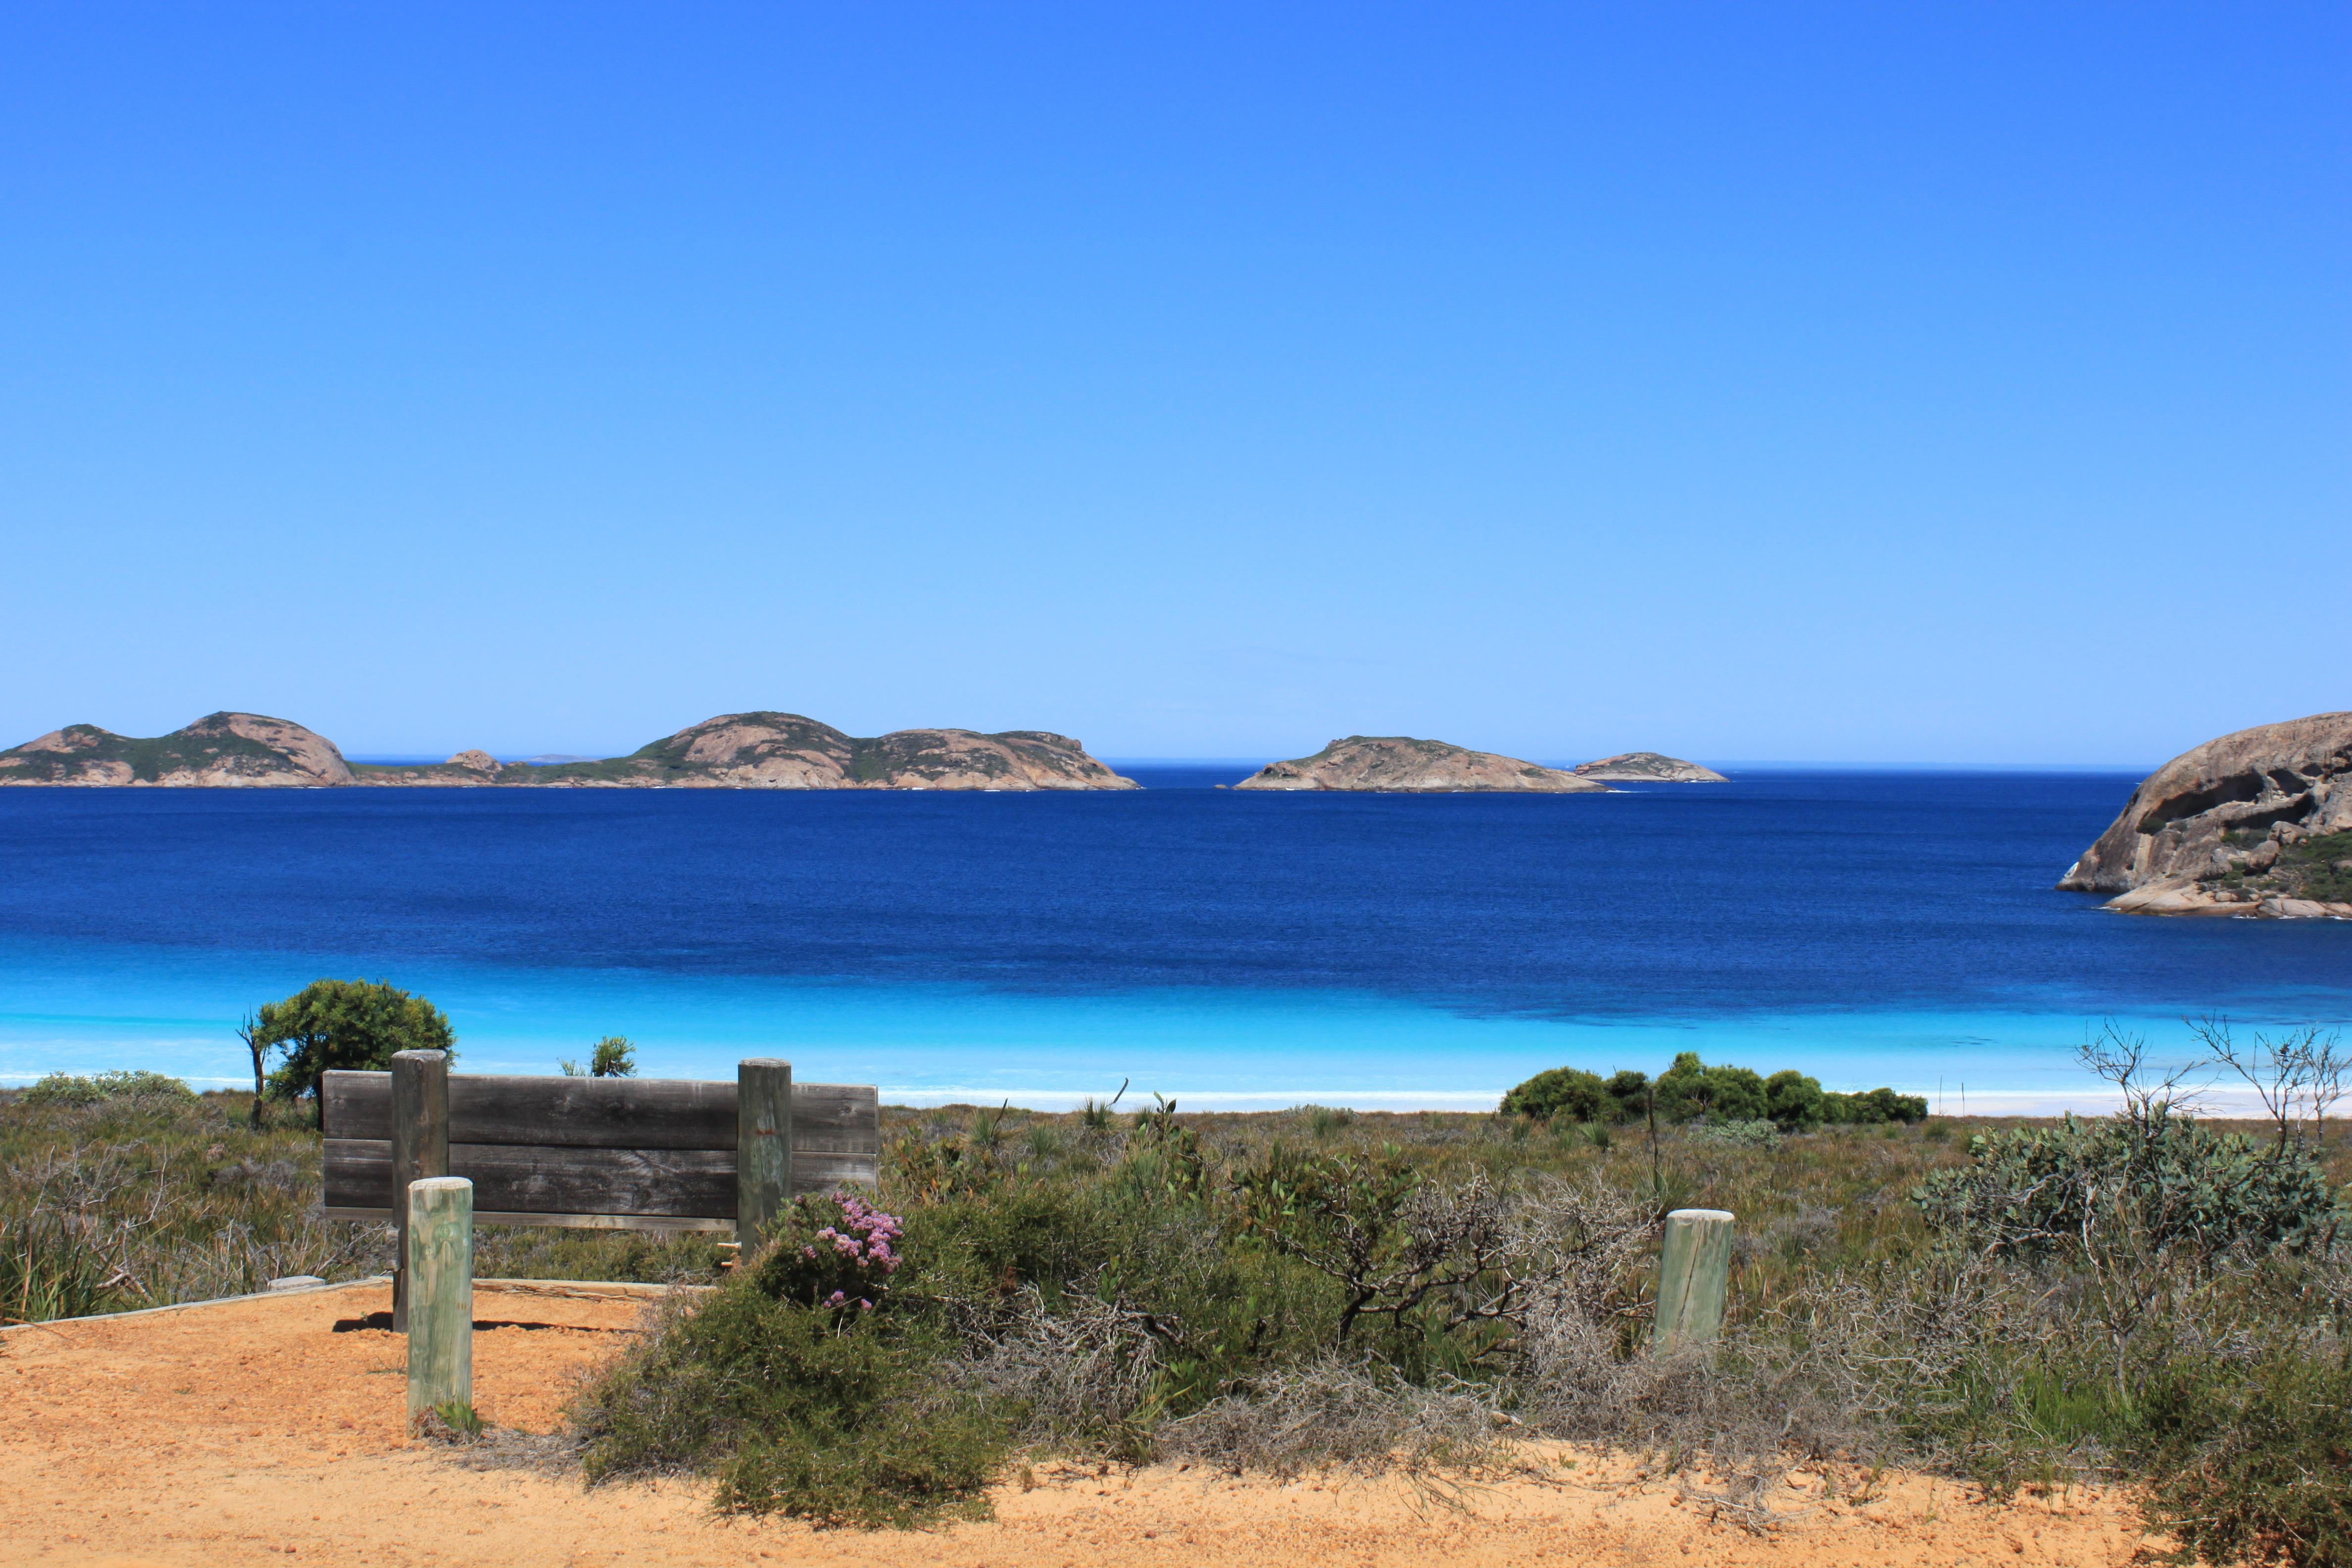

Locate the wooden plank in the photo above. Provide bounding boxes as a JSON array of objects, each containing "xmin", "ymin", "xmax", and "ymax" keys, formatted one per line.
[
  {"xmin": 322, "ymin": 1071, "xmax": 388, "ymax": 1140},
  {"xmin": 737, "ymin": 1059, "xmax": 793, "ymax": 1241},
  {"xmin": 794, "ymin": 1083, "xmax": 879, "ymax": 1154},
  {"xmin": 325, "ymin": 1206, "xmax": 737, "ymax": 1233},
  {"xmin": 327, "ymin": 1139, "xmax": 735, "ymax": 1218},
  {"xmin": 453, "ymin": 1144, "xmax": 734, "ymax": 1218},
  {"xmin": 794, "ymin": 1150, "xmax": 881, "ymax": 1191},
  {"xmin": 325, "ymin": 1071, "xmax": 737, "ymax": 1149},
  {"xmin": 322, "ymin": 1071, "xmax": 873, "ymax": 1153},
  {"xmin": 325, "ymin": 1139, "xmax": 393, "ymax": 1210},
  {"xmin": 329, "ymin": 1142, "xmax": 880, "ymax": 1215}
]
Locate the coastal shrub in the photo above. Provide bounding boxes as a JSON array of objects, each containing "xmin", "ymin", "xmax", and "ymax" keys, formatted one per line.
[
  {"xmin": 1823, "ymin": 1086, "xmax": 1929, "ymax": 1125},
  {"xmin": 1911, "ymin": 1105, "xmax": 2341, "ymax": 1260},
  {"xmin": 1499, "ymin": 1067, "xmax": 1615, "ymax": 1124},
  {"xmin": 17, "ymin": 1069, "xmax": 195, "ymax": 1107},
  {"xmin": 1502, "ymin": 1055, "xmax": 1924, "ymax": 1130},
  {"xmin": 1691, "ymin": 1118, "xmax": 1782, "ymax": 1149},
  {"xmin": 576, "ymin": 1275, "xmax": 1001, "ymax": 1528},
  {"xmin": 1654, "ymin": 1053, "xmax": 1769, "ymax": 1124},
  {"xmin": 750, "ymin": 1192, "xmax": 904, "ymax": 1311},
  {"xmin": 1303, "ymin": 1103, "xmax": 1356, "ymax": 1138},
  {"xmin": 1604, "ymin": 1070, "xmax": 1651, "ymax": 1114},
  {"xmin": 1764, "ymin": 1069, "xmax": 1825, "ymax": 1129},
  {"xmin": 254, "ymin": 978, "xmax": 455, "ymax": 1105}
]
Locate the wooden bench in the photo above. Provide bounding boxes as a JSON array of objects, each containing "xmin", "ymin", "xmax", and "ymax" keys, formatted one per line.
[
  {"xmin": 322, "ymin": 1053, "xmax": 880, "ymax": 1236},
  {"xmin": 324, "ymin": 1053, "xmax": 881, "ymax": 1328}
]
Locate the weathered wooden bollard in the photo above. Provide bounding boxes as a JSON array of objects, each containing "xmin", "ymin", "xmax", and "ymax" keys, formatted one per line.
[
  {"xmin": 390, "ymin": 1048, "xmax": 450, "ymax": 1333},
  {"xmin": 1652, "ymin": 1207, "xmax": 1734, "ymax": 1355},
  {"xmin": 735, "ymin": 1058, "xmax": 793, "ymax": 1245},
  {"xmin": 405, "ymin": 1176, "xmax": 474, "ymax": 1425}
]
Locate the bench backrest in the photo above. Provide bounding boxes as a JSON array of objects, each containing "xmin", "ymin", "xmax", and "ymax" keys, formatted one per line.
[{"xmin": 321, "ymin": 1062, "xmax": 879, "ymax": 1233}]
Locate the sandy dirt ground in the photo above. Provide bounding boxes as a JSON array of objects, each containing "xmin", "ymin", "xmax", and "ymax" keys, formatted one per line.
[{"xmin": 1, "ymin": 1280, "xmax": 2165, "ymax": 1568}]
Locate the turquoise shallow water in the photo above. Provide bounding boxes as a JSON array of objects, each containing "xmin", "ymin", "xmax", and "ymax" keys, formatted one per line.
[
  {"xmin": 0, "ymin": 936, "xmax": 2273, "ymax": 1113},
  {"xmin": 1, "ymin": 767, "xmax": 2345, "ymax": 1111}
]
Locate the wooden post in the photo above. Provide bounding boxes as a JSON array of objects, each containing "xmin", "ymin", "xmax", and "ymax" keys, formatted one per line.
[
  {"xmin": 1652, "ymin": 1207, "xmax": 1734, "ymax": 1355},
  {"xmin": 405, "ymin": 1176, "xmax": 473, "ymax": 1425},
  {"xmin": 390, "ymin": 1049, "xmax": 450, "ymax": 1333},
  {"xmin": 736, "ymin": 1058, "xmax": 793, "ymax": 1246}
]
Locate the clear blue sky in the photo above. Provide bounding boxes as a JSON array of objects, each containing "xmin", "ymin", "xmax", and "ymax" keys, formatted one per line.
[{"xmin": 4, "ymin": 5, "xmax": 2343, "ymax": 765}]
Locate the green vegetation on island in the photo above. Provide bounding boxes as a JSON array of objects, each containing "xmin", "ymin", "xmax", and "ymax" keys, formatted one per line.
[
  {"xmin": 0, "ymin": 712, "xmax": 353, "ymax": 786},
  {"xmin": 1, "ymin": 710, "xmax": 1137, "ymax": 791}
]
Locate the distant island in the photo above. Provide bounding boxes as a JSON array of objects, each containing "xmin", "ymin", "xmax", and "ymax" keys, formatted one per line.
[
  {"xmin": 1570, "ymin": 751, "xmax": 1728, "ymax": 783},
  {"xmin": 2057, "ymin": 710, "xmax": 2352, "ymax": 919},
  {"xmin": 0, "ymin": 711, "xmax": 1139, "ymax": 792},
  {"xmin": 1235, "ymin": 736, "xmax": 1609, "ymax": 793}
]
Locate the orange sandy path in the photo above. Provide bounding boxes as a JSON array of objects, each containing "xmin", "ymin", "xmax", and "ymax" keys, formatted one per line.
[{"xmin": 0, "ymin": 1281, "xmax": 2160, "ymax": 1568}]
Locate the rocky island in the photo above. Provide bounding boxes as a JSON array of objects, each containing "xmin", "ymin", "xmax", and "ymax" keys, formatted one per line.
[
  {"xmin": 0, "ymin": 712, "xmax": 1137, "ymax": 791},
  {"xmin": 1234, "ymin": 736, "xmax": 1609, "ymax": 793},
  {"xmin": 0, "ymin": 711, "xmax": 356, "ymax": 787},
  {"xmin": 2057, "ymin": 710, "xmax": 2352, "ymax": 919},
  {"xmin": 1570, "ymin": 751, "xmax": 1727, "ymax": 783}
]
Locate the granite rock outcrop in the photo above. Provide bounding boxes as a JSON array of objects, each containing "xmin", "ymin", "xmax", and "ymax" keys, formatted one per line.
[
  {"xmin": 0, "ymin": 713, "xmax": 354, "ymax": 787},
  {"xmin": 505, "ymin": 713, "xmax": 1137, "ymax": 790},
  {"xmin": 0, "ymin": 712, "xmax": 1136, "ymax": 791},
  {"xmin": 1235, "ymin": 736, "xmax": 1608, "ymax": 793},
  {"xmin": 1570, "ymin": 752, "xmax": 1727, "ymax": 783},
  {"xmin": 2057, "ymin": 711, "xmax": 2352, "ymax": 919}
]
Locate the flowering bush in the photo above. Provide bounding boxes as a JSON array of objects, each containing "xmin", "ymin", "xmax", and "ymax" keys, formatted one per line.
[{"xmin": 752, "ymin": 1191, "xmax": 904, "ymax": 1312}]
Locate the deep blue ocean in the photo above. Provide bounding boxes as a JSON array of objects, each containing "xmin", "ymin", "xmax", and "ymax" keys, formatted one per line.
[{"xmin": 2, "ymin": 768, "xmax": 2345, "ymax": 1111}]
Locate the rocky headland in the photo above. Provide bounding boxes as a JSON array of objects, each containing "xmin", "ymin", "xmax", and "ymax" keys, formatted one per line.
[
  {"xmin": 2057, "ymin": 710, "xmax": 2352, "ymax": 919},
  {"xmin": 1234, "ymin": 736, "xmax": 1609, "ymax": 793},
  {"xmin": 1570, "ymin": 751, "xmax": 1727, "ymax": 783},
  {"xmin": 0, "ymin": 712, "xmax": 1137, "ymax": 791}
]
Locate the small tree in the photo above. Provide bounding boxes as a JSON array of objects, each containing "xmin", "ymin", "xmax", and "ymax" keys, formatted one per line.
[
  {"xmin": 562, "ymin": 1036, "xmax": 638, "ymax": 1078},
  {"xmin": 253, "ymin": 979, "xmax": 456, "ymax": 1117},
  {"xmin": 237, "ymin": 1011, "xmax": 268, "ymax": 1127}
]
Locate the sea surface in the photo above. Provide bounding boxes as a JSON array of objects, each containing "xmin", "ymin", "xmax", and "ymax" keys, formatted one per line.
[{"xmin": 1, "ymin": 768, "xmax": 2345, "ymax": 1112}]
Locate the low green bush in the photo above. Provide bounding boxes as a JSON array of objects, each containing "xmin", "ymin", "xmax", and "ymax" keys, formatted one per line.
[
  {"xmin": 1498, "ymin": 1067, "xmax": 1614, "ymax": 1123},
  {"xmin": 18, "ymin": 1069, "xmax": 195, "ymax": 1107},
  {"xmin": 1500, "ymin": 1053, "xmax": 1924, "ymax": 1129},
  {"xmin": 579, "ymin": 1267, "xmax": 1001, "ymax": 1527},
  {"xmin": 1691, "ymin": 1118, "xmax": 1782, "ymax": 1149},
  {"xmin": 1912, "ymin": 1105, "xmax": 2340, "ymax": 1260}
]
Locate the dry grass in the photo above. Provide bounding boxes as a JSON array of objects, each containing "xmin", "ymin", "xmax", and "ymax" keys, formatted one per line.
[{"xmin": 0, "ymin": 1087, "xmax": 725, "ymax": 1321}]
